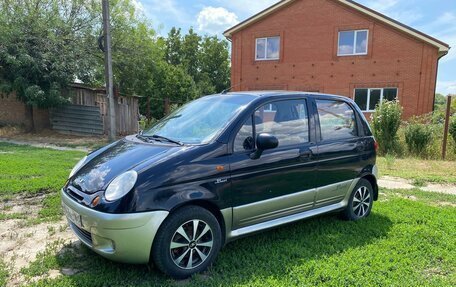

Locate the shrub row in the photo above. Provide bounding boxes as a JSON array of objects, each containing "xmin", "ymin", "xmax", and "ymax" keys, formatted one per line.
[{"xmin": 371, "ymin": 100, "xmax": 456, "ymax": 160}]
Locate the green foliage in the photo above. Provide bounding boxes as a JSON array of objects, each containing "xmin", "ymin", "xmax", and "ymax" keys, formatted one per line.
[
  {"xmin": 434, "ymin": 93, "xmax": 446, "ymax": 110},
  {"xmin": 371, "ymin": 100, "xmax": 403, "ymax": 155},
  {"xmin": 450, "ymin": 116, "xmax": 456, "ymax": 144},
  {"xmin": 0, "ymin": 0, "xmax": 99, "ymax": 108},
  {"xmin": 404, "ymin": 123, "xmax": 433, "ymax": 156},
  {"xmin": 199, "ymin": 36, "xmax": 231, "ymax": 93}
]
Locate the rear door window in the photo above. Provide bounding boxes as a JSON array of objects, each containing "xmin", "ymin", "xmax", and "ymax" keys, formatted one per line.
[{"xmin": 316, "ymin": 100, "xmax": 357, "ymax": 141}]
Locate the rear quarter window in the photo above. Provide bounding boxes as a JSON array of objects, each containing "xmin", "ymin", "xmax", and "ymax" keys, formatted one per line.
[{"xmin": 316, "ymin": 100, "xmax": 358, "ymax": 141}]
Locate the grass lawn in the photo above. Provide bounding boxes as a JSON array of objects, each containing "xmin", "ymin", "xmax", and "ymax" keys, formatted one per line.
[
  {"xmin": 0, "ymin": 143, "xmax": 85, "ymax": 222},
  {"xmin": 377, "ymin": 156, "xmax": 456, "ymax": 184},
  {"xmin": 0, "ymin": 143, "xmax": 455, "ymax": 286},
  {"xmin": 0, "ymin": 260, "xmax": 8, "ymax": 287},
  {"xmin": 0, "ymin": 143, "xmax": 85, "ymax": 197},
  {"xmin": 23, "ymin": 189, "xmax": 456, "ymax": 287}
]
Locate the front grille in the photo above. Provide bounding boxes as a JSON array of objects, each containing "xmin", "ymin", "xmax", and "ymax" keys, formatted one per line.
[
  {"xmin": 67, "ymin": 188, "xmax": 84, "ymax": 201},
  {"xmin": 69, "ymin": 222, "xmax": 93, "ymax": 245},
  {"xmin": 66, "ymin": 185, "xmax": 102, "ymax": 207}
]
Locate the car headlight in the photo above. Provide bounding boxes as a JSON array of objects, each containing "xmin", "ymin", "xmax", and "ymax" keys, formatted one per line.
[
  {"xmin": 104, "ymin": 171, "xmax": 138, "ymax": 202},
  {"xmin": 69, "ymin": 156, "xmax": 88, "ymax": 178}
]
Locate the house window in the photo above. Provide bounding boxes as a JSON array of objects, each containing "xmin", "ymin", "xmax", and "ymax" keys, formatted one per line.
[
  {"xmin": 256, "ymin": 36, "xmax": 280, "ymax": 60},
  {"xmin": 354, "ymin": 88, "xmax": 398, "ymax": 112},
  {"xmin": 338, "ymin": 30, "xmax": 368, "ymax": 56},
  {"xmin": 263, "ymin": 103, "xmax": 277, "ymax": 112}
]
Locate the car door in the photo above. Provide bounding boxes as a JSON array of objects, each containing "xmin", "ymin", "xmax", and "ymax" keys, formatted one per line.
[
  {"xmin": 229, "ymin": 98, "xmax": 318, "ymax": 229},
  {"xmin": 313, "ymin": 98, "xmax": 363, "ymax": 208}
]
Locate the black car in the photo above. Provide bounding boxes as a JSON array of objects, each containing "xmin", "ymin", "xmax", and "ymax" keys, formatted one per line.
[{"xmin": 62, "ymin": 91, "xmax": 378, "ymax": 278}]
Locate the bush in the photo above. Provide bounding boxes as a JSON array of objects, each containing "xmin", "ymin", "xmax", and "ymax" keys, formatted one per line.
[
  {"xmin": 371, "ymin": 100, "xmax": 402, "ymax": 155},
  {"xmin": 404, "ymin": 123, "xmax": 433, "ymax": 156}
]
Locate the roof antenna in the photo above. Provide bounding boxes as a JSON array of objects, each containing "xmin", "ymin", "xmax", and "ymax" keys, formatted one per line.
[{"xmin": 221, "ymin": 81, "xmax": 244, "ymax": 94}]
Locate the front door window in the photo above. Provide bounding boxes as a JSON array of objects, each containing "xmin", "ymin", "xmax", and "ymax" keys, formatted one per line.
[{"xmin": 234, "ymin": 99, "xmax": 309, "ymax": 152}]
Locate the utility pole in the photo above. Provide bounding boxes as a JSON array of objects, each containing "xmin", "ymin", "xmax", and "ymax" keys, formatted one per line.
[{"xmin": 102, "ymin": 0, "xmax": 116, "ymax": 141}]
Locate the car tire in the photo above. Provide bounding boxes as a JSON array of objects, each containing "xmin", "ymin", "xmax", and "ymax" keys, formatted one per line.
[
  {"xmin": 151, "ymin": 205, "xmax": 222, "ymax": 279},
  {"xmin": 342, "ymin": 178, "xmax": 374, "ymax": 221}
]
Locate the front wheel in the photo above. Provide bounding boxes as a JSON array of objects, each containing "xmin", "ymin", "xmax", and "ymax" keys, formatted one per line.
[
  {"xmin": 342, "ymin": 178, "xmax": 374, "ymax": 221},
  {"xmin": 151, "ymin": 206, "xmax": 222, "ymax": 279}
]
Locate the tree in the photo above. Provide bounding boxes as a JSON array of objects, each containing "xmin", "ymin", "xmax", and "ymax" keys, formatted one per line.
[
  {"xmin": 181, "ymin": 28, "xmax": 201, "ymax": 81},
  {"xmin": 199, "ymin": 36, "xmax": 230, "ymax": 93},
  {"xmin": 165, "ymin": 27, "xmax": 183, "ymax": 66},
  {"xmin": 0, "ymin": 1, "xmax": 232, "ymax": 127},
  {"xmin": 0, "ymin": 0, "xmax": 99, "ymax": 131}
]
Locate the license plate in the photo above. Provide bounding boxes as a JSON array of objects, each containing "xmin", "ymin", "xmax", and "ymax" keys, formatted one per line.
[{"xmin": 62, "ymin": 203, "xmax": 82, "ymax": 228}]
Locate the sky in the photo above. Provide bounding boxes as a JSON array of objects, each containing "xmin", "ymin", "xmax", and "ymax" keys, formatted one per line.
[{"xmin": 135, "ymin": 0, "xmax": 456, "ymax": 95}]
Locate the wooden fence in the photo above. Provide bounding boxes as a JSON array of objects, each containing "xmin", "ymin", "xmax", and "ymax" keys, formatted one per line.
[{"xmin": 68, "ymin": 84, "xmax": 139, "ymax": 136}]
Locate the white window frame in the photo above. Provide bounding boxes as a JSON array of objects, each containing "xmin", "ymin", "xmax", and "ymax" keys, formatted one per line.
[
  {"xmin": 354, "ymin": 87, "xmax": 398, "ymax": 112},
  {"xmin": 337, "ymin": 29, "xmax": 369, "ymax": 56},
  {"xmin": 255, "ymin": 36, "xmax": 280, "ymax": 61}
]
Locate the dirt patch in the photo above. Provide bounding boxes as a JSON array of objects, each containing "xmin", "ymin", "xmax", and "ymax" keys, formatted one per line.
[
  {"xmin": 0, "ymin": 196, "xmax": 77, "ymax": 287},
  {"xmin": 378, "ymin": 176, "xmax": 415, "ymax": 190},
  {"xmin": 0, "ymin": 126, "xmax": 25, "ymax": 137},
  {"xmin": 421, "ymin": 184, "xmax": 456, "ymax": 195},
  {"xmin": 0, "ymin": 129, "xmax": 111, "ymax": 151},
  {"xmin": 378, "ymin": 176, "xmax": 456, "ymax": 195}
]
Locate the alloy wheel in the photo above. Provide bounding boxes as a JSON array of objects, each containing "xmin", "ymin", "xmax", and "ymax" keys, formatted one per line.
[
  {"xmin": 353, "ymin": 186, "xmax": 371, "ymax": 217},
  {"xmin": 169, "ymin": 220, "xmax": 213, "ymax": 270}
]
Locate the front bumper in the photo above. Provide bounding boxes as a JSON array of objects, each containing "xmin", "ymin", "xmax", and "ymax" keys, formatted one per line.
[{"xmin": 61, "ymin": 189, "xmax": 169, "ymax": 264}]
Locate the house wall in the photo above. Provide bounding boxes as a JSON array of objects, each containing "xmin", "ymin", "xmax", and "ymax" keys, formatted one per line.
[
  {"xmin": 0, "ymin": 93, "xmax": 50, "ymax": 131},
  {"xmin": 230, "ymin": 0, "xmax": 440, "ymax": 118}
]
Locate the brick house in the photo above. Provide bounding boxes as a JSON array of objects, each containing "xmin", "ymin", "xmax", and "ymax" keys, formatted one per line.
[{"xmin": 223, "ymin": 0, "xmax": 450, "ymax": 118}]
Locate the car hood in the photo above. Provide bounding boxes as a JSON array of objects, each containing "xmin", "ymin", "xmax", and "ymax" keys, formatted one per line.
[{"xmin": 70, "ymin": 136, "xmax": 184, "ymax": 193}]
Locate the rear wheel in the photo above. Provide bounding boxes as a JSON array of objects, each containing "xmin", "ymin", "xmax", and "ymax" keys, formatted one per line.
[
  {"xmin": 342, "ymin": 178, "xmax": 374, "ymax": 221},
  {"xmin": 151, "ymin": 206, "xmax": 222, "ymax": 279}
]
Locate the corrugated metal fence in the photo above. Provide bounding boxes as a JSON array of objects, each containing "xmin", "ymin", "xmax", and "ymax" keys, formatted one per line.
[{"xmin": 50, "ymin": 104, "xmax": 104, "ymax": 136}]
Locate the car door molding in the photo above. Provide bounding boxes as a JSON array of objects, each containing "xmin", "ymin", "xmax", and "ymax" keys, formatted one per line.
[
  {"xmin": 225, "ymin": 179, "xmax": 358, "ymax": 237},
  {"xmin": 221, "ymin": 178, "xmax": 359, "ymax": 243}
]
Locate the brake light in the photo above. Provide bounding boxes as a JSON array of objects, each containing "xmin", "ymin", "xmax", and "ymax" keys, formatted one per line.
[{"xmin": 374, "ymin": 141, "xmax": 379, "ymax": 152}]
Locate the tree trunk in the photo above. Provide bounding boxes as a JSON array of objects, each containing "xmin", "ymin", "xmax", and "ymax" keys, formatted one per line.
[
  {"xmin": 164, "ymin": 98, "xmax": 170, "ymax": 115},
  {"xmin": 146, "ymin": 96, "xmax": 151, "ymax": 119},
  {"xmin": 25, "ymin": 105, "xmax": 35, "ymax": 133}
]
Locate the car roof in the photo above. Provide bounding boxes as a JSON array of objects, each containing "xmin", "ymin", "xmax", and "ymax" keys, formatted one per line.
[{"xmin": 221, "ymin": 90, "xmax": 351, "ymax": 102}]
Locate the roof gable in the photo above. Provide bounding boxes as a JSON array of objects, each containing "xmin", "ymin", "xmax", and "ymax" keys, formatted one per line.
[{"xmin": 223, "ymin": 0, "xmax": 450, "ymax": 56}]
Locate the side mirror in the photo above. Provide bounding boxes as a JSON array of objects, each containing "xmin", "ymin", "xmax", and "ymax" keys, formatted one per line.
[{"xmin": 250, "ymin": 133, "xmax": 279, "ymax": 159}]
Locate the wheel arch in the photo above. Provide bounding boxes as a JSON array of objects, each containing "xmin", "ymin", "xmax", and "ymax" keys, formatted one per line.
[
  {"xmin": 361, "ymin": 174, "xmax": 378, "ymax": 201},
  {"xmin": 170, "ymin": 200, "xmax": 227, "ymax": 245}
]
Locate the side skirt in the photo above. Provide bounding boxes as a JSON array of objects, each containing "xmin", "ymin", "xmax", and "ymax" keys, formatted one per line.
[{"xmin": 222, "ymin": 202, "xmax": 344, "ymax": 242}]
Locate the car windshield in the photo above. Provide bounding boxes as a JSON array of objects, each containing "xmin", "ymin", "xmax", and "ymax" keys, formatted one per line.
[{"xmin": 143, "ymin": 95, "xmax": 255, "ymax": 144}]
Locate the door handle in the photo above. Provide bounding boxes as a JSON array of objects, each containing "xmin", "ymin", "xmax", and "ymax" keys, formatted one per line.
[{"xmin": 300, "ymin": 150, "xmax": 313, "ymax": 159}]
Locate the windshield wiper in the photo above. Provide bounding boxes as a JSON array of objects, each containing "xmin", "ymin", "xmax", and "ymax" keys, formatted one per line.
[
  {"xmin": 151, "ymin": 134, "xmax": 184, "ymax": 146},
  {"xmin": 136, "ymin": 133, "xmax": 151, "ymax": 142}
]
